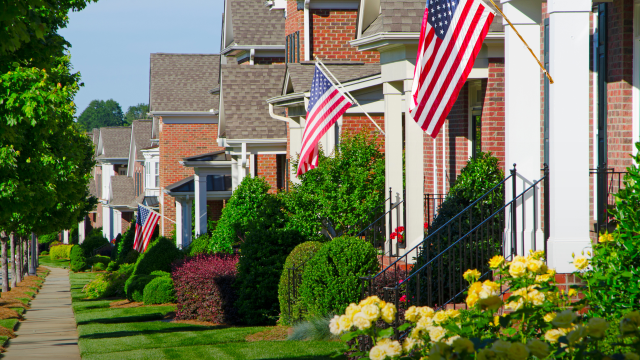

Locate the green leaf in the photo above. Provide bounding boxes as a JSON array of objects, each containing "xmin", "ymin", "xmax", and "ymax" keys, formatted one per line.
[{"xmin": 377, "ymin": 327, "xmax": 394, "ymax": 338}]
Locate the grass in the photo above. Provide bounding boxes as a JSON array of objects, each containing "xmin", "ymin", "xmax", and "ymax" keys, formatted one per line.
[
  {"xmin": 0, "ymin": 319, "xmax": 18, "ymax": 331},
  {"xmin": 71, "ymin": 272, "xmax": 343, "ymax": 360},
  {"xmin": 38, "ymin": 255, "xmax": 70, "ymax": 268}
]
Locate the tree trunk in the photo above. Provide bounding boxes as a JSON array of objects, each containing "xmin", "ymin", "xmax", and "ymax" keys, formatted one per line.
[
  {"xmin": 16, "ymin": 237, "xmax": 22, "ymax": 284},
  {"xmin": 10, "ymin": 233, "xmax": 16, "ymax": 288},
  {"xmin": 1, "ymin": 236, "xmax": 8, "ymax": 292},
  {"xmin": 23, "ymin": 238, "xmax": 28, "ymax": 277}
]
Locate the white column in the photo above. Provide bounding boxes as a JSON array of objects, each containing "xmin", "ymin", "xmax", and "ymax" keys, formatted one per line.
[
  {"xmin": 63, "ymin": 230, "xmax": 69, "ymax": 245},
  {"xmin": 502, "ymin": 0, "xmax": 543, "ymax": 256},
  {"xmin": 102, "ymin": 205, "xmax": 111, "ymax": 240},
  {"xmin": 547, "ymin": 0, "xmax": 591, "ymax": 273},
  {"xmin": 384, "ymin": 82, "xmax": 405, "ymax": 249},
  {"xmin": 405, "ymin": 79, "xmax": 425, "ymax": 251},
  {"xmin": 101, "ymin": 164, "xmax": 114, "ymax": 200},
  {"xmin": 175, "ymin": 199, "xmax": 193, "ymax": 249},
  {"xmin": 176, "ymin": 200, "xmax": 184, "ymax": 248},
  {"xmin": 78, "ymin": 220, "xmax": 85, "ymax": 244},
  {"xmin": 194, "ymin": 172, "xmax": 208, "ymax": 237}
]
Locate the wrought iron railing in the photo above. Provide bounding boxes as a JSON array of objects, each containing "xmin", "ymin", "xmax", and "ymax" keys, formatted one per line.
[
  {"xmin": 590, "ymin": 167, "xmax": 626, "ymax": 235},
  {"xmin": 283, "ymin": 255, "xmax": 315, "ymax": 324},
  {"xmin": 356, "ymin": 188, "xmax": 405, "ymax": 256},
  {"xmin": 360, "ymin": 165, "xmax": 549, "ymax": 325},
  {"xmin": 424, "ymin": 193, "xmax": 447, "ymax": 227}
]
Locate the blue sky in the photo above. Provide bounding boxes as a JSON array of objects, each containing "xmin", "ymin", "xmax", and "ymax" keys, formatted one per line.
[{"xmin": 59, "ymin": 0, "xmax": 224, "ymax": 116}]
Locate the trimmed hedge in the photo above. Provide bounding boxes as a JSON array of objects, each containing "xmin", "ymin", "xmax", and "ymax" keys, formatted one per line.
[
  {"xmin": 124, "ymin": 274, "xmax": 156, "ymax": 302},
  {"xmin": 122, "ymin": 250, "xmax": 139, "ymax": 264},
  {"xmin": 185, "ymin": 234, "xmax": 212, "ymax": 257},
  {"xmin": 88, "ymin": 255, "xmax": 110, "ymax": 267},
  {"xmin": 93, "ymin": 262, "xmax": 106, "ymax": 271},
  {"xmin": 38, "ymin": 232, "xmax": 59, "ymax": 246},
  {"xmin": 299, "ymin": 236, "xmax": 379, "ymax": 318},
  {"xmin": 50, "ymin": 244, "xmax": 73, "ymax": 260},
  {"xmin": 131, "ymin": 237, "xmax": 182, "ymax": 276},
  {"xmin": 81, "ymin": 232, "xmax": 110, "ymax": 255},
  {"xmin": 143, "ymin": 277, "xmax": 176, "ymax": 305},
  {"xmin": 173, "ymin": 254, "xmax": 239, "ymax": 324},
  {"xmin": 70, "ymin": 245, "xmax": 88, "ymax": 272},
  {"xmin": 278, "ymin": 241, "xmax": 323, "ymax": 325}
]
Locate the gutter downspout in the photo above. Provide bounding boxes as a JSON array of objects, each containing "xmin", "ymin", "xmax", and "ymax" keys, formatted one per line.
[
  {"xmin": 304, "ymin": 0, "xmax": 310, "ymax": 61},
  {"xmin": 250, "ymin": 48, "xmax": 255, "ymax": 65},
  {"xmin": 241, "ymin": 142, "xmax": 247, "ymax": 167},
  {"xmin": 269, "ymin": 104, "xmax": 290, "ymax": 122}
]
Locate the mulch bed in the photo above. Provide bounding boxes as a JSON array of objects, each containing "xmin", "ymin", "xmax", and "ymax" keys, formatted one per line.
[{"xmin": 245, "ymin": 326, "xmax": 289, "ymax": 342}]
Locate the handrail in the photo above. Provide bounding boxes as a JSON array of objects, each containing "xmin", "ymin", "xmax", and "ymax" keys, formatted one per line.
[
  {"xmin": 372, "ymin": 173, "xmax": 513, "ymax": 279},
  {"xmin": 356, "ymin": 197, "xmax": 403, "ymax": 237}
]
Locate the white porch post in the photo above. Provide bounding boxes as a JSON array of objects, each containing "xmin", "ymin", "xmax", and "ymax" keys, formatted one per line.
[
  {"xmin": 63, "ymin": 230, "xmax": 69, "ymax": 245},
  {"xmin": 547, "ymin": 0, "xmax": 591, "ymax": 273},
  {"xmin": 405, "ymin": 79, "xmax": 425, "ymax": 251},
  {"xmin": 502, "ymin": 0, "xmax": 544, "ymax": 255},
  {"xmin": 78, "ymin": 219, "xmax": 85, "ymax": 244},
  {"xmin": 194, "ymin": 171, "xmax": 208, "ymax": 237},
  {"xmin": 176, "ymin": 200, "xmax": 184, "ymax": 248},
  {"xmin": 102, "ymin": 205, "xmax": 111, "ymax": 240},
  {"xmin": 384, "ymin": 82, "xmax": 405, "ymax": 247},
  {"xmin": 175, "ymin": 199, "xmax": 193, "ymax": 249}
]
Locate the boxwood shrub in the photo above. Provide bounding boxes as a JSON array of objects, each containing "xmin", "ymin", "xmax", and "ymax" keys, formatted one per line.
[
  {"xmin": 277, "ymin": 241, "xmax": 323, "ymax": 325},
  {"xmin": 173, "ymin": 254, "xmax": 239, "ymax": 324},
  {"xmin": 131, "ymin": 237, "xmax": 182, "ymax": 276},
  {"xmin": 50, "ymin": 244, "xmax": 73, "ymax": 260},
  {"xmin": 143, "ymin": 277, "xmax": 176, "ymax": 305},
  {"xmin": 124, "ymin": 274, "xmax": 157, "ymax": 302},
  {"xmin": 70, "ymin": 245, "xmax": 88, "ymax": 272},
  {"xmin": 299, "ymin": 236, "xmax": 378, "ymax": 318},
  {"xmin": 80, "ymin": 232, "xmax": 110, "ymax": 255}
]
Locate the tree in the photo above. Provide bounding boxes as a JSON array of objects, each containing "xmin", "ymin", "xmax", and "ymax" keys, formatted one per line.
[
  {"xmin": 77, "ymin": 99, "xmax": 125, "ymax": 130},
  {"xmin": 124, "ymin": 103, "xmax": 151, "ymax": 125}
]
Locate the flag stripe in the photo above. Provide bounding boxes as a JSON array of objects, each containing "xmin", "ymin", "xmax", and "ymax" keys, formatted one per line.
[
  {"xmin": 299, "ymin": 94, "xmax": 351, "ymax": 158},
  {"xmin": 298, "ymin": 100, "xmax": 351, "ymax": 165}
]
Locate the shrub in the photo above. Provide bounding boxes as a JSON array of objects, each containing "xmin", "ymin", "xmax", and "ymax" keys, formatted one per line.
[
  {"xmin": 278, "ymin": 241, "xmax": 323, "ymax": 325},
  {"xmin": 50, "ymin": 244, "xmax": 73, "ymax": 260},
  {"xmin": 48, "ymin": 241, "xmax": 63, "ymax": 250},
  {"xmin": 114, "ymin": 224, "xmax": 135, "ymax": 263},
  {"xmin": 106, "ymin": 261, "xmax": 119, "ymax": 272},
  {"xmin": 131, "ymin": 237, "xmax": 182, "ymax": 277},
  {"xmin": 87, "ymin": 255, "xmax": 110, "ymax": 267},
  {"xmin": 150, "ymin": 270, "xmax": 171, "ymax": 278},
  {"xmin": 173, "ymin": 254, "xmax": 239, "ymax": 324},
  {"xmin": 122, "ymin": 250, "xmax": 139, "ymax": 264},
  {"xmin": 124, "ymin": 274, "xmax": 156, "ymax": 302},
  {"xmin": 236, "ymin": 227, "xmax": 305, "ymax": 325},
  {"xmin": 83, "ymin": 263, "xmax": 134, "ymax": 299},
  {"xmin": 40, "ymin": 250, "xmax": 49, "ymax": 256},
  {"xmin": 38, "ymin": 232, "xmax": 59, "ymax": 246},
  {"xmin": 143, "ymin": 277, "xmax": 176, "ymax": 305},
  {"xmin": 93, "ymin": 262, "xmax": 106, "ymax": 271},
  {"xmin": 70, "ymin": 245, "xmax": 88, "ymax": 272},
  {"xmin": 80, "ymin": 232, "xmax": 110, "ymax": 255},
  {"xmin": 299, "ymin": 236, "xmax": 378, "ymax": 318},
  {"xmin": 185, "ymin": 233, "xmax": 212, "ymax": 257}
]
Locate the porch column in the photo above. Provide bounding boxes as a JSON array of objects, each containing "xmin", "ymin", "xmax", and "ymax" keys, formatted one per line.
[
  {"xmin": 63, "ymin": 230, "xmax": 69, "ymax": 245},
  {"xmin": 78, "ymin": 219, "xmax": 85, "ymax": 244},
  {"xmin": 194, "ymin": 171, "xmax": 208, "ymax": 237},
  {"xmin": 502, "ymin": 0, "xmax": 543, "ymax": 255},
  {"xmin": 405, "ymin": 79, "xmax": 425, "ymax": 251},
  {"xmin": 175, "ymin": 199, "xmax": 193, "ymax": 249},
  {"xmin": 384, "ymin": 82, "xmax": 405, "ymax": 248},
  {"xmin": 547, "ymin": 0, "xmax": 591, "ymax": 273}
]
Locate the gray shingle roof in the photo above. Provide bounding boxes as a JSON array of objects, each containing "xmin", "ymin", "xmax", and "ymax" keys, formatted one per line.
[
  {"xmin": 131, "ymin": 120, "xmax": 153, "ymax": 160},
  {"xmin": 98, "ymin": 127, "xmax": 132, "ymax": 159},
  {"xmin": 110, "ymin": 176, "xmax": 136, "ymax": 206},
  {"xmin": 149, "ymin": 53, "xmax": 220, "ymax": 112},
  {"xmin": 222, "ymin": 64, "xmax": 287, "ymax": 140},
  {"xmin": 229, "ymin": 0, "xmax": 285, "ymax": 46},
  {"xmin": 362, "ymin": 0, "xmax": 503, "ymax": 37},
  {"xmin": 88, "ymin": 180, "xmax": 98, "ymax": 198},
  {"xmin": 286, "ymin": 62, "xmax": 381, "ymax": 93}
]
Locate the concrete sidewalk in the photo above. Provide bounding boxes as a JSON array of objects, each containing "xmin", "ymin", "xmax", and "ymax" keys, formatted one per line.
[{"xmin": 3, "ymin": 267, "xmax": 80, "ymax": 359}]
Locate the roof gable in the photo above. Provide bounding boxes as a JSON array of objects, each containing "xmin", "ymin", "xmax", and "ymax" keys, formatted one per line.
[
  {"xmin": 285, "ymin": 62, "xmax": 381, "ymax": 94},
  {"xmin": 227, "ymin": 0, "xmax": 285, "ymax": 47},
  {"xmin": 98, "ymin": 127, "xmax": 132, "ymax": 159}
]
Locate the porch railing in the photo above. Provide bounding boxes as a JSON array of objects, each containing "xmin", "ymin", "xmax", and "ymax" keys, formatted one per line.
[
  {"xmin": 356, "ymin": 188, "xmax": 405, "ymax": 257},
  {"xmin": 590, "ymin": 167, "xmax": 626, "ymax": 235},
  {"xmin": 424, "ymin": 193, "xmax": 447, "ymax": 227}
]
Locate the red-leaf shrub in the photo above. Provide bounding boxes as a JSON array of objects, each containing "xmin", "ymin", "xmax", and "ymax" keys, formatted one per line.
[{"xmin": 172, "ymin": 254, "xmax": 239, "ymax": 324}]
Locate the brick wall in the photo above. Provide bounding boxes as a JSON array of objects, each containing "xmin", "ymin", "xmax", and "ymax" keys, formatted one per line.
[
  {"xmin": 159, "ymin": 119, "xmax": 224, "ymax": 236},
  {"xmin": 91, "ymin": 203, "xmax": 103, "ymax": 229},
  {"xmin": 207, "ymin": 200, "xmax": 225, "ymax": 222},
  {"xmin": 482, "ymin": 59, "xmax": 506, "ymax": 169},
  {"xmin": 341, "ymin": 115, "xmax": 385, "ymax": 147},
  {"xmin": 256, "ymin": 154, "xmax": 279, "ymax": 193},
  {"xmin": 121, "ymin": 211, "xmax": 133, "ymax": 234},
  {"xmin": 285, "ymin": 0, "xmax": 305, "ymax": 59}
]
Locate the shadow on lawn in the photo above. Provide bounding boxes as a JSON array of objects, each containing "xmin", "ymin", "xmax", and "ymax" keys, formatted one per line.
[
  {"xmin": 79, "ymin": 325, "xmax": 228, "ymax": 340},
  {"xmin": 77, "ymin": 313, "xmax": 168, "ymax": 325}
]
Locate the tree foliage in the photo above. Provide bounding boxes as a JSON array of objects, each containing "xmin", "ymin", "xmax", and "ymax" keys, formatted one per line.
[
  {"xmin": 124, "ymin": 103, "xmax": 150, "ymax": 126},
  {"xmin": 77, "ymin": 99, "xmax": 125, "ymax": 130}
]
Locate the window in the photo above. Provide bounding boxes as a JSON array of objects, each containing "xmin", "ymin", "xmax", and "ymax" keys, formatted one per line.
[
  {"xmin": 276, "ymin": 154, "xmax": 286, "ymax": 190},
  {"xmin": 155, "ymin": 162, "xmax": 159, "ymax": 188},
  {"xmin": 468, "ymin": 81, "xmax": 483, "ymax": 158},
  {"xmin": 145, "ymin": 161, "xmax": 159, "ymax": 189}
]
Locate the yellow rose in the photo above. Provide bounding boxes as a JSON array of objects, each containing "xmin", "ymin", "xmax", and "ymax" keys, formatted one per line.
[
  {"xmin": 532, "ymin": 250, "xmax": 545, "ymax": 259},
  {"xmin": 452, "ymin": 337, "xmax": 475, "ymax": 353},
  {"xmin": 416, "ymin": 315, "xmax": 434, "ymax": 330},
  {"xmin": 526, "ymin": 259, "xmax": 544, "ymax": 273},
  {"xmin": 405, "ymin": 306, "xmax": 420, "ymax": 322},
  {"xmin": 403, "ymin": 337, "xmax": 420, "ymax": 352},
  {"xmin": 587, "ymin": 317, "xmax": 609, "ymax": 338},
  {"xmin": 624, "ymin": 353, "xmax": 640, "ymax": 360},
  {"xmin": 361, "ymin": 304, "xmax": 381, "ymax": 321},
  {"xmin": 433, "ymin": 311, "xmax": 449, "ymax": 324},
  {"xmin": 329, "ymin": 315, "xmax": 341, "ymax": 335},
  {"xmin": 528, "ymin": 290, "xmax": 546, "ymax": 306},
  {"xmin": 445, "ymin": 309, "xmax": 460, "ymax": 319},
  {"xmin": 338, "ymin": 314, "xmax": 353, "ymax": 332},
  {"xmin": 494, "ymin": 316, "xmax": 500, "ymax": 327},
  {"xmin": 369, "ymin": 345, "xmax": 387, "ymax": 360},
  {"xmin": 466, "ymin": 292, "xmax": 479, "ymax": 307},
  {"xmin": 352, "ymin": 312, "xmax": 371, "ymax": 330},
  {"xmin": 482, "ymin": 280, "xmax": 501, "ymax": 294},
  {"xmin": 428, "ymin": 326, "xmax": 447, "ymax": 342},
  {"xmin": 360, "ymin": 295, "xmax": 382, "ymax": 307},
  {"xmin": 535, "ymin": 274, "xmax": 552, "ymax": 283},
  {"xmin": 345, "ymin": 303, "xmax": 361, "ymax": 320},
  {"xmin": 418, "ymin": 306, "xmax": 435, "ymax": 319},
  {"xmin": 567, "ymin": 325, "xmax": 587, "ymax": 345},
  {"xmin": 544, "ymin": 329, "xmax": 562, "ymax": 343},
  {"xmin": 573, "ymin": 256, "xmax": 589, "ymax": 270},
  {"xmin": 509, "ymin": 342, "xmax": 530, "ymax": 360},
  {"xmin": 385, "ymin": 340, "xmax": 402, "ymax": 357},
  {"xmin": 491, "ymin": 339, "xmax": 512, "ymax": 355},
  {"xmin": 527, "ymin": 339, "xmax": 550, "ymax": 359},
  {"xmin": 381, "ymin": 303, "xmax": 396, "ymax": 324},
  {"xmin": 509, "ymin": 261, "xmax": 527, "ymax": 278},
  {"xmin": 568, "ymin": 289, "xmax": 577, "ymax": 297},
  {"xmin": 598, "ymin": 233, "xmax": 614, "ymax": 243},
  {"xmin": 479, "ymin": 295, "xmax": 503, "ymax": 311},
  {"xmin": 544, "ymin": 312, "xmax": 556, "ymax": 322},
  {"xmin": 512, "ymin": 255, "xmax": 527, "ymax": 264},
  {"xmin": 445, "ymin": 335, "xmax": 460, "ymax": 345},
  {"xmin": 489, "ymin": 255, "xmax": 505, "ymax": 268},
  {"xmin": 463, "ymin": 269, "xmax": 481, "ymax": 282},
  {"xmin": 478, "ymin": 349, "xmax": 497, "ymax": 360},
  {"xmin": 410, "ymin": 326, "xmax": 426, "ymax": 339},
  {"xmin": 505, "ymin": 299, "xmax": 523, "ymax": 311},
  {"xmin": 552, "ymin": 310, "xmax": 577, "ymax": 328}
]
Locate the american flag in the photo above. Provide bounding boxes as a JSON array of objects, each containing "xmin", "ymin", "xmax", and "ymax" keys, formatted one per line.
[
  {"xmin": 134, "ymin": 205, "xmax": 160, "ymax": 253},
  {"xmin": 410, "ymin": 0, "xmax": 494, "ymax": 137},
  {"xmin": 297, "ymin": 64, "xmax": 353, "ymax": 176}
]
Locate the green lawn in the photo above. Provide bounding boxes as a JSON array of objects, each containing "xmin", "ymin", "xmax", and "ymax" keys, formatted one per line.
[
  {"xmin": 0, "ymin": 318, "xmax": 18, "ymax": 331},
  {"xmin": 71, "ymin": 273, "xmax": 343, "ymax": 360},
  {"xmin": 38, "ymin": 255, "xmax": 70, "ymax": 268}
]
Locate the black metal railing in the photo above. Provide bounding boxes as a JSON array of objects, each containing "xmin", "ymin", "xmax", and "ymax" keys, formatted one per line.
[
  {"xmin": 424, "ymin": 193, "xmax": 447, "ymax": 227},
  {"xmin": 590, "ymin": 167, "xmax": 626, "ymax": 235},
  {"xmin": 356, "ymin": 188, "xmax": 406, "ymax": 256},
  {"xmin": 361, "ymin": 165, "xmax": 549, "ymax": 322},
  {"xmin": 283, "ymin": 255, "xmax": 314, "ymax": 324}
]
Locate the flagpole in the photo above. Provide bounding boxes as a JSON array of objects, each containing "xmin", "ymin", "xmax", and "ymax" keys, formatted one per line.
[
  {"xmin": 137, "ymin": 203, "xmax": 177, "ymax": 224},
  {"xmin": 314, "ymin": 56, "xmax": 386, "ymax": 136},
  {"xmin": 485, "ymin": 0, "xmax": 554, "ymax": 84}
]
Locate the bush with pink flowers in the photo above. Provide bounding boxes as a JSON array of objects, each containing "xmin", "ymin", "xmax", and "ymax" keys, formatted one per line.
[{"xmin": 172, "ymin": 254, "xmax": 239, "ymax": 324}]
